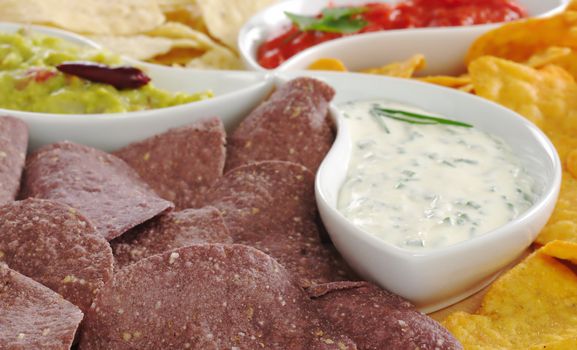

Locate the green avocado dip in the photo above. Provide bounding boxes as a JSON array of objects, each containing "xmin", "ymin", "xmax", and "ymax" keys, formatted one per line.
[{"xmin": 0, "ymin": 29, "xmax": 212, "ymax": 114}]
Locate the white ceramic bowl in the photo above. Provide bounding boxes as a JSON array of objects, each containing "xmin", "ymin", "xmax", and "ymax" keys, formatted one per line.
[
  {"xmin": 0, "ymin": 21, "xmax": 102, "ymax": 48},
  {"xmin": 0, "ymin": 22, "xmax": 562, "ymax": 311},
  {"xmin": 0, "ymin": 23, "xmax": 275, "ymax": 151},
  {"xmin": 280, "ymin": 71, "xmax": 562, "ymax": 312},
  {"xmin": 239, "ymin": 0, "xmax": 569, "ymax": 74}
]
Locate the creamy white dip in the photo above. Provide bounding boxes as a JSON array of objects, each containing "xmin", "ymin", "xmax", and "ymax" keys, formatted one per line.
[{"xmin": 337, "ymin": 100, "xmax": 536, "ymax": 251}]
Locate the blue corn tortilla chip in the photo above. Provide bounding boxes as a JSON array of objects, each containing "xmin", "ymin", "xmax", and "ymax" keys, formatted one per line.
[
  {"xmin": 111, "ymin": 206, "xmax": 232, "ymax": 270},
  {"xmin": 114, "ymin": 117, "xmax": 226, "ymax": 210},
  {"xmin": 0, "ymin": 198, "xmax": 113, "ymax": 313},
  {"xmin": 226, "ymin": 77, "xmax": 335, "ymax": 173},
  {"xmin": 204, "ymin": 160, "xmax": 356, "ymax": 287},
  {"xmin": 21, "ymin": 141, "xmax": 174, "ymax": 240},
  {"xmin": 0, "ymin": 263, "xmax": 83, "ymax": 350},
  {"xmin": 0, "ymin": 116, "xmax": 28, "ymax": 205},
  {"xmin": 308, "ymin": 281, "xmax": 463, "ymax": 350},
  {"xmin": 79, "ymin": 244, "xmax": 356, "ymax": 349}
]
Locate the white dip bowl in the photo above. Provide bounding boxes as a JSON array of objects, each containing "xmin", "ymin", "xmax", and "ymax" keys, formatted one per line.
[
  {"xmin": 0, "ymin": 22, "xmax": 274, "ymax": 151},
  {"xmin": 239, "ymin": 0, "xmax": 568, "ymax": 75},
  {"xmin": 289, "ymin": 71, "xmax": 562, "ymax": 312}
]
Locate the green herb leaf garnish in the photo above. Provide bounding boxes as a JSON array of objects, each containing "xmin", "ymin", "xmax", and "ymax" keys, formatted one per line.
[
  {"xmin": 285, "ymin": 7, "xmax": 368, "ymax": 34},
  {"xmin": 371, "ymin": 107, "xmax": 473, "ymax": 128}
]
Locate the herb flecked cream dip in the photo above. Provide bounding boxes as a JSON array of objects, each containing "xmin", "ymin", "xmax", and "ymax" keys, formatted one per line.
[
  {"xmin": 337, "ymin": 100, "xmax": 536, "ymax": 251},
  {"xmin": 0, "ymin": 29, "xmax": 211, "ymax": 114}
]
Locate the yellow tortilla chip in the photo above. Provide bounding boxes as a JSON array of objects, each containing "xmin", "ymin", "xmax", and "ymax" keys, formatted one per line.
[
  {"xmin": 87, "ymin": 35, "xmax": 195, "ymax": 61},
  {"xmin": 360, "ymin": 54, "xmax": 426, "ymax": 78},
  {"xmin": 466, "ymin": 12, "xmax": 577, "ymax": 64},
  {"xmin": 147, "ymin": 22, "xmax": 241, "ymax": 69},
  {"xmin": 469, "ymin": 56, "xmax": 577, "ymax": 130},
  {"xmin": 525, "ymin": 46, "xmax": 573, "ymax": 68},
  {"xmin": 92, "ymin": 22, "xmax": 242, "ymax": 69},
  {"xmin": 418, "ymin": 75, "xmax": 471, "ymax": 88},
  {"xmin": 146, "ymin": 22, "xmax": 214, "ymax": 49},
  {"xmin": 541, "ymin": 240, "xmax": 577, "ymax": 264},
  {"xmin": 0, "ymin": 0, "xmax": 164, "ymax": 35},
  {"xmin": 537, "ymin": 172, "xmax": 577, "ymax": 245},
  {"xmin": 162, "ymin": 2, "xmax": 207, "ymax": 33},
  {"xmin": 457, "ymin": 83, "xmax": 475, "ymax": 94},
  {"xmin": 567, "ymin": 149, "xmax": 577, "ymax": 179},
  {"xmin": 469, "ymin": 56, "xmax": 577, "ymax": 245},
  {"xmin": 443, "ymin": 241, "xmax": 577, "ymax": 349},
  {"xmin": 184, "ymin": 45, "xmax": 242, "ymax": 70},
  {"xmin": 308, "ymin": 58, "xmax": 348, "ymax": 72},
  {"xmin": 523, "ymin": 46, "xmax": 577, "ymax": 80},
  {"xmin": 196, "ymin": 0, "xmax": 276, "ymax": 50}
]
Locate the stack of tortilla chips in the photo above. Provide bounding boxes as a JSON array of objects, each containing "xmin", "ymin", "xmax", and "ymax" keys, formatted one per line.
[{"xmin": 0, "ymin": 0, "xmax": 277, "ymax": 69}]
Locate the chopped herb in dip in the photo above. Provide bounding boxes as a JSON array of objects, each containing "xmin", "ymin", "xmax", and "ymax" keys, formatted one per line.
[{"xmin": 337, "ymin": 100, "xmax": 536, "ymax": 251}]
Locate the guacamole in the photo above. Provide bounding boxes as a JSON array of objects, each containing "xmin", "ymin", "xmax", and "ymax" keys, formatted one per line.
[{"xmin": 0, "ymin": 30, "xmax": 212, "ymax": 114}]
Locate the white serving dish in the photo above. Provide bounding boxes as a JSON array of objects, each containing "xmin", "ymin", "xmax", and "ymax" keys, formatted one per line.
[
  {"xmin": 239, "ymin": 0, "xmax": 569, "ymax": 75},
  {"xmin": 284, "ymin": 71, "xmax": 562, "ymax": 312},
  {"xmin": 0, "ymin": 22, "xmax": 275, "ymax": 151},
  {"xmin": 0, "ymin": 23, "xmax": 562, "ymax": 312}
]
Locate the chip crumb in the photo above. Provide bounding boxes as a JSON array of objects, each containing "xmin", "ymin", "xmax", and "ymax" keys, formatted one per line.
[
  {"xmin": 122, "ymin": 332, "xmax": 132, "ymax": 341},
  {"xmin": 143, "ymin": 152, "xmax": 150, "ymax": 161},
  {"xmin": 17, "ymin": 333, "xmax": 25, "ymax": 339},
  {"xmin": 0, "ymin": 251, "xmax": 4, "ymax": 259},
  {"xmin": 251, "ymin": 207, "xmax": 260, "ymax": 215},
  {"xmin": 323, "ymin": 338, "xmax": 335, "ymax": 344},
  {"xmin": 62, "ymin": 275, "xmax": 77, "ymax": 283},
  {"xmin": 168, "ymin": 252, "xmax": 180, "ymax": 264},
  {"xmin": 42, "ymin": 328, "xmax": 50, "ymax": 336}
]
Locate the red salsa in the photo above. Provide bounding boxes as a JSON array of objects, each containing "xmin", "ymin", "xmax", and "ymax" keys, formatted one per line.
[{"xmin": 257, "ymin": 0, "xmax": 527, "ymax": 69}]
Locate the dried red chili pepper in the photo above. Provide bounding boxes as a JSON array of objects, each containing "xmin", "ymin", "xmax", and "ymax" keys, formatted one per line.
[{"xmin": 56, "ymin": 62, "xmax": 151, "ymax": 90}]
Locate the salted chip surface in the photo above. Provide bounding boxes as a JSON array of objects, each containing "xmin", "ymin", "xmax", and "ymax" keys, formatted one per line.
[
  {"xmin": 466, "ymin": 12, "xmax": 577, "ymax": 64},
  {"xmin": 0, "ymin": 263, "xmax": 83, "ymax": 350},
  {"xmin": 525, "ymin": 46, "xmax": 574, "ymax": 69},
  {"xmin": 0, "ymin": 0, "xmax": 164, "ymax": 35},
  {"xmin": 360, "ymin": 54, "xmax": 426, "ymax": 78},
  {"xmin": 21, "ymin": 141, "xmax": 174, "ymax": 240},
  {"xmin": 226, "ymin": 77, "xmax": 335, "ymax": 173},
  {"xmin": 0, "ymin": 116, "xmax": 28, "ymax": 205},
  {"xmin": 469, "ymin": 56, "xmax": 577, "ymax": 130},
  {"xmin": 79, "ymin": 244, "xmax": 356, "ymax": 350},
  {"xmin": 111, "ymin": 206, "xmax": 232, "ymax": 269},
  {"xmin": 114, "ymin": 118, "xmax": 226, "ymax": 210},
  {"xmin": 205, "ymin": 161, "xmax": 354, "ymax": 287},
  {"xmin": 469, "ymin": 56, "xmax": 577, "ymax": 244},
  {"xmin": 308, "ymin": 281, "xmax": 462, "ymax": 350},
  {"xmin": 443, "ymin": 241, "xmax": 577, "ymax": 349},
  {"xmin": 0, "ymin": 198, "xmax": 113, "ymax": 312}
]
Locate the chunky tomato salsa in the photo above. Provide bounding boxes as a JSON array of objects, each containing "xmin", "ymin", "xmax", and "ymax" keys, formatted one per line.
[{"xmin": 257, "ymin": 0, "xmax": 527, "ymax": 69}]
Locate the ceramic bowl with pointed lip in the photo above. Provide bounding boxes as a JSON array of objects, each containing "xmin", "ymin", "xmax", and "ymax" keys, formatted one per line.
[
  {"xmin": 279, "ymin": 71, "xmax": 563, "ymax": 312},
  {"xmin": 239, "ymin": 0, "xmax": 569, "ymax": 75},
  {"xmin": 0, "ymin": 22, "xmax": 275, "ymax": 151}
]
